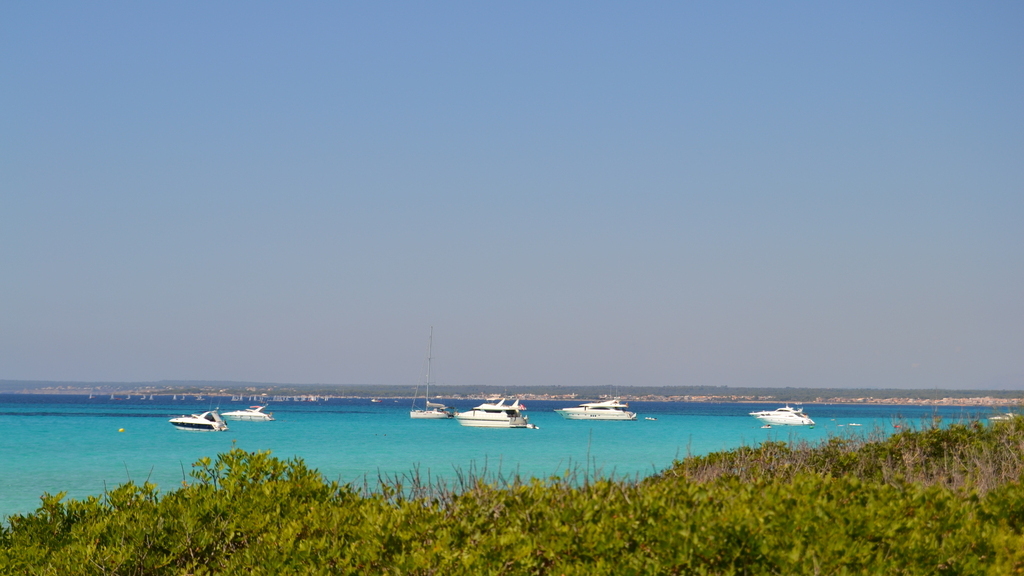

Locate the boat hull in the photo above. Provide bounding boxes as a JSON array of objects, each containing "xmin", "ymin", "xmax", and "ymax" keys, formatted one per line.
[
  {"xmin": 455, "ymin": 412, "xmax": 531, "ymax": 428},
  {"xmin": 751, "ymin": 415, "xmax": 814, "ymax": 426},
  {"xmin": 556, "ymin": 409, "xmax": 636, "ymax": 421},
  {"xmin": 222, "ymin": 414, "xmax": 273, "ymax": 421},
  {"xmin": 410, "ymin": 410, "xmax": 452, "ymax": 419},
  {"xmin": 169, "ymin": 420, "xmax": 227, "ymax": 431}
]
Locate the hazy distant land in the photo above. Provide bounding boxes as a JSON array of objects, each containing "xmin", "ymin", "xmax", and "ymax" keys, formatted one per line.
[{"xmin": 1, "ymin": 379, "xmax": 1021, "ymax": 406}]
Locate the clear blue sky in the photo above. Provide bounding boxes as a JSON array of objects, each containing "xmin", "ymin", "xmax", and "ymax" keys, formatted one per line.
[{"xmin": 2, "ymin": 2, "xmax": 1021, "ymax": 389}]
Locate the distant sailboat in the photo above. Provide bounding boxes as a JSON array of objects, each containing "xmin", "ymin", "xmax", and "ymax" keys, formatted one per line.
[{"xmin": 410, "ymin": 327, "xmax": 454, "ymax": 419}]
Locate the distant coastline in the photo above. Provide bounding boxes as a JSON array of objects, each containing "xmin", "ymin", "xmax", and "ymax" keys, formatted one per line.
[{"xmin": 1, "ymin": 379, "xmax": 1021, "ymax": 407}]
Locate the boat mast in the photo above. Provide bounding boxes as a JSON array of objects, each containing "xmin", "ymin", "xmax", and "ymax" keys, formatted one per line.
[{"xmin": 425, "ymin": 326, "xmax": 433, "ymax": 405}]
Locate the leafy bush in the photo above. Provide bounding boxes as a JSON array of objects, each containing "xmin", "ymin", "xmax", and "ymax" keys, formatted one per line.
[
  {"xmin": 667, "ymin": 417, "xmax": 1024, "ymax": 491},
  {"xmin": 4, "ymin": 419, "xmax": 1024, "ymax": 574}
]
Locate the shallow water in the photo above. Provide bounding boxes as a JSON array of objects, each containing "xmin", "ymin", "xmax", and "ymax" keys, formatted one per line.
[{"xmin": 0, "ymin": 394, "xmax": 997, "ymax": 519}]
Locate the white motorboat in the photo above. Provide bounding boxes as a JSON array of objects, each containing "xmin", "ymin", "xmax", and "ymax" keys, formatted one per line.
[
  {"xmin": 455, "ymin": 399, "xmax": 537, "ymax": 429},
  {"xmin": 221, "ymin": 405, "xmax": 274, "ymax": 421},
  {"xmin": 749, "ymin": 405, "xmax": 815, "ymax": 426},
  {"xmin": 169, "ymin": 410, "xmax": 228, "ymax": 431},
  {"xmin": 555, "ymin": 398, "xmax": 637, "ymax": 421},
  {"xmin": 410, "ymin": 327, "xmax": 455, "ymax": 419}
]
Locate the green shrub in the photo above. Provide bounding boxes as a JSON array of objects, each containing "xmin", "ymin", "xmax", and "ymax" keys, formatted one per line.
[{"xmin": 5, "ymin": 419, "xmax": 1024, "ymax": 574}]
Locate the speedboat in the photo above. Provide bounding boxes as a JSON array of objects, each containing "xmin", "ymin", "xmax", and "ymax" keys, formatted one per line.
[
  {"xmin": 221, "ymin": 405, "xmax": 274, "ymax": 421},
  {"xmin": 555, "ymin": 398, "xmax": 637, "ymax": 421},
  {"xmin": 454, "ymin": 399, "xmax": 537, "ymax": 429},
  {"xmin": 749, "ymin": 405, "xmax": 815, "ymax": 426},
  {"xmin": 169, "ymin": 411, "xmax": 228, "ymax": 431}
]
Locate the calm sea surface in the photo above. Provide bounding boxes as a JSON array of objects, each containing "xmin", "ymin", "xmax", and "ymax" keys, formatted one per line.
[{"xmin": 0, "ymin": 394, "xmax": 1000, "ymax": 520}]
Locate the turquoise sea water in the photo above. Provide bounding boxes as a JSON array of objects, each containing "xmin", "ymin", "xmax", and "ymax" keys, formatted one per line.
[{"xmin": 0, "ymin": 394, "xmax": 998, "ymax": 520}]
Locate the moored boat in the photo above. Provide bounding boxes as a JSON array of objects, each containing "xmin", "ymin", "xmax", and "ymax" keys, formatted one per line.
[
  {"xmin": 410, "ymin": 328, "xmax": 455, "ymax": 419},
  {"xmin": 555, "ymin": 398, "xmax": 637, "ymax": 421},
  {"xmin": 221, "ymin": 405, "xmax": 274, "ymax": 421},
  {"xmin": 454, "ymin": 399, "xmax": 537, "ymax": 428},
  {"xmin": 169, "ymin": 410, "xmax": 228, "ymax": 431},
  {"xmin": 749, "ymin": 405, "xmax": 815, "ymax": 426}
]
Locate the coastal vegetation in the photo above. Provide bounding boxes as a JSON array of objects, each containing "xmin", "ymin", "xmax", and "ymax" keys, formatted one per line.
[{"xmin": 4, "ymin": 419, "xmax": 1024, "ymax": 574}]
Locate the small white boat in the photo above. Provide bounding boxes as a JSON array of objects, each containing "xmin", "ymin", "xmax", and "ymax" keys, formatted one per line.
[
  {"xmin": 169, "ymin": 411, "xmax": 228, "ymax": 431},
  {"xmin": 749, "ymin": 405, "xmax": 815, "ymax": 426},
  {"xmin": 454, "ymin": 399, "xmax": 537, "ymax": 428},
  {"xmin": 645, "ymin": 417, "xmax": 657, "ymax": 421},
  {"xmin": 221, "ymin": 405, "xmax": 274, "ymax": 421},
  {"xmin": 410, "ymin": 328, "xmax": 455, "ymax": 419},
  {"xmin": 370, "ymin": 398, "xmax": 382, "ymax": 403},
  {"xmin": 411, "ymin": 402, "xmax": 454, "ymax": 419},
  {"xmin": 989, "ymin": 414, "xmax": 1015, "ymax": 422},
  {"xmin": 761, "ymin": 424, "xmax": 772, "ymax": 429},
  {"xmin": 555, "ymin": 398, "xmax": 637, "ymax": 421}
]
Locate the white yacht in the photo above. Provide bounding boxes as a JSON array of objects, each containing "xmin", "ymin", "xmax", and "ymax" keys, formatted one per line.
[
  {"xmin": 410, "ymin": 328, "xmax": 455, "ymax": 419},
  {"xmin": 555, "ymin": 398, "xmax": 637, "ymax": 421},
  {"xmin": 221, "ymin": 405, "xmax": 274, "ymax": 421},
  {"xmin": 411, "ymin": 400, "xmax": 454, "ymax": 419},
  {"xmin": 169, "ymin": 410, "xmax": 228, "ymax": 431},
  {"xmin": 749, "ymin": 405, "xmax": 815, "ymax": 426},
  {"xmin": 454, "ymin": 399, "xmax": 537, "ymax": 429}
]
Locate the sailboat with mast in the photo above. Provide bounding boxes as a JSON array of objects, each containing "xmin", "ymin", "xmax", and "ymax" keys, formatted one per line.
[{"xmin": 410, "ymin": 327, "xmax": 454, "ymax": 419}]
